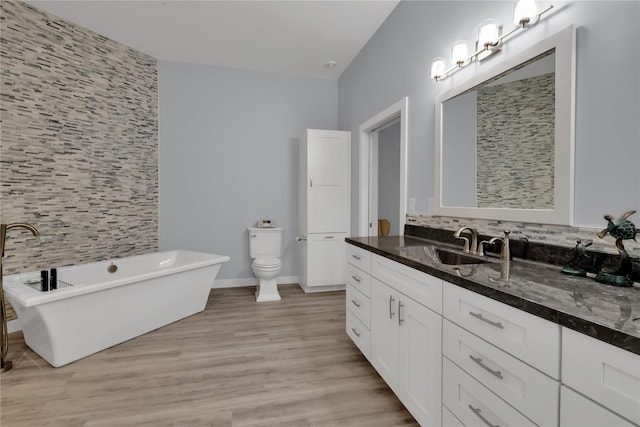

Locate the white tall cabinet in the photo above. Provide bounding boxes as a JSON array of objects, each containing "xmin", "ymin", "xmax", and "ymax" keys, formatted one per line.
[{"xmin": 298, "ymin": 129, "xmax": 350, "ymax": 292}]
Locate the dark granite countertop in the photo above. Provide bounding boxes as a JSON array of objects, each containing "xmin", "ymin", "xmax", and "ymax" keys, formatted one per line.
[{"xmin": 346, "ymin": 235, "xmax": 640, "ymax": 356}]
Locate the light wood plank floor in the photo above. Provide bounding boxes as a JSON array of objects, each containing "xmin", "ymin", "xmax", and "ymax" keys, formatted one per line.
[{"xmin": 1, "ymin": 285, "xmax": 419, "ymax": 426}]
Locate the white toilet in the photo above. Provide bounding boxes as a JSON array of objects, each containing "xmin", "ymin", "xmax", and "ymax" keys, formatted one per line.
[{"xmin": 248, "ymin": 227, "xmax": 283, "ymax": 302}]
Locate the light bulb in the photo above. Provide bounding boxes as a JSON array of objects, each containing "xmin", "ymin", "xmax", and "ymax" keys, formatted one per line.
[
  {"xmin": 451, "ymin": 41, "xmax": 469, "ymax": 66},
  {"xmin": 478, "ymin": 19, "xmax": 499, "ymax": 48},
  {"xmin": 514, "ymin": 0, "xmax": 538, "ymax": 26},
  {"xmin": 431, "ymin": 57, "xmax": 446, "ymax": 80}
]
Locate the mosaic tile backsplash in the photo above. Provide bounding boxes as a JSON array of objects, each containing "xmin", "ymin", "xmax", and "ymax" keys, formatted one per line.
[
  {"xmin": 1, "ymin": 1, "xmax": 158, "ymax": 281},
  {"xmin": 407, "ymin": 214, "xmax": 640, "ymax": 258}
]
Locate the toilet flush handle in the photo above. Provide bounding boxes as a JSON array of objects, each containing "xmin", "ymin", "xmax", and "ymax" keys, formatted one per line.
[{"xmin": 296, "ymin": 235, "xmax": 307, "ymax": 242}]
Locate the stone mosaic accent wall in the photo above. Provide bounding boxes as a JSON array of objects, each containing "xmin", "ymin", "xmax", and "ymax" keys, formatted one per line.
[
  {"xmin": 476, "ymin": 73, "xmax": 555, "ymax": 209},
  {"xmin": 407, "ymin": 214, "xmax": 640, "ymax": 258},
  {"xmin": 0, "ymin": 0, "xmax": 158, "ymax": 281}
]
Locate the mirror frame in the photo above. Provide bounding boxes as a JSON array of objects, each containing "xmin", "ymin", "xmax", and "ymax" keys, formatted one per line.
[{"xmin": 434, "ymin": 26, "xmax": 575, "ymax": 225}]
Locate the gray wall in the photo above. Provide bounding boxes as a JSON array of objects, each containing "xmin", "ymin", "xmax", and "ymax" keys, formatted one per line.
[
  {"xmin": 158, "ymin": 62, "xmax": 337, "ymax": 281},
  {"xmin": 0, "ymin": 0, "xmax": 158, "ymax": 276},
  {"xmin": 378, "ymin": 122, "xmax": 401, "ymax": 233},
  {"xmin": 339, "ymin": 1, "xmax": 640, "ymax": 229}
]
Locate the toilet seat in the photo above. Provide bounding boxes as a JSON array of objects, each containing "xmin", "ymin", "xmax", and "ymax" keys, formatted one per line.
[{"xmin": 253, "ymin": 257, "xmax": 281, "ymax": 268}]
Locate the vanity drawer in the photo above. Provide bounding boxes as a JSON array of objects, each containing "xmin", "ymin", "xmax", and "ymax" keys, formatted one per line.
[
  {"xmin": 562, "ymin": 327, "xmax": 640, "ymax": 425},
  {"xmin": 443, "ymin": 405, "xmax": 465, "ymax": 427},
  {"xmin": 560, "ymin": 386, "xmax": 636, "ymax": 427},
  {"xmin": 443, "ymin": 357, "xmax": 536, "ymax": 427},
  {"xmin": 443, "ymin": 319, "xmax": 559, "ymax": 427},
  {"xmin": 346, "ymin": 309, "xmax": 370, "ymax": 360},
  {"xmin": 347, "ymin": 244, "xmax": 371, "ymax": 272},
  {"xmin": 346, "ymin": 284, "xmax": 370, "ymax": 328},
  {"xmin": 372, "ymin": 253, "xmax": 443, "ymax": 314},
  {"xmin": 443, "ymin": 283, "xmax": 560, "ymax": 378},
  {"xmin": 346, "ymin": 264, "xmax": 371, "ymax": 296}
]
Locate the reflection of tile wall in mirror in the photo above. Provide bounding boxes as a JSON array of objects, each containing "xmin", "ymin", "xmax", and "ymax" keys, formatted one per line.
[{"xmin": 476, "ymin": 72, "xmax": 555, "ymax": 209}]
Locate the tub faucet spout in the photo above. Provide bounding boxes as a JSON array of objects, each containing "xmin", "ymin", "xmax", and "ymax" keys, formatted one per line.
[{"xmin": 1, "ymin": 222, "xmax": 40, "ymax": 373}]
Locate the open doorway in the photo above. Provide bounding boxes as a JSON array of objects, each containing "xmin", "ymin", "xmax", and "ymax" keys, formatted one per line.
[{"xmin": 358, "ymin": 98, "xmax": 408, "ymax": 237}]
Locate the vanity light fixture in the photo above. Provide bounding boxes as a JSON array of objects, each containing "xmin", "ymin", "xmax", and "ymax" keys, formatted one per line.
[{"xmin": 431, "ymin": 0, "xmax": 553, "ymax": 81}]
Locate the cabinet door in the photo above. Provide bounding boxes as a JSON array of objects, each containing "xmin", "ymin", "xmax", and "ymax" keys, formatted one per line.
[
  {"xmin": 562, "ymin": 327, "xmax": 640, "ymax": 425},
  {"xmin": 306, "ymin": 234, "xmax": 346, "ymax": 287},
  {"xmin": 370, "ymin": 278, "xmax": 399, "ymax": 393},
  {"xmin": 561, "ymin": 386, "xmax": 636, "ymax": 427},
  {"xmin": 398, "ymin": 296, "xmax": 442, "ymax": 427},
  {"xmin": 307, "ymin": 130, "xmax": 349, "ymax": 233}
]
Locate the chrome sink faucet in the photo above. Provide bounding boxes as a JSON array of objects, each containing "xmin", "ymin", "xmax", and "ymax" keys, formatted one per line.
[
  {"xmin": 1, "ymin": 222, "xmax": 40, "ymax": 373},
  {"xmin": 454, "ymin": 227, "xmax": 479, "ymax": 254},
  {"xmin": 480, "ymin": 230, "xmax": 511, "ymax": 261}
]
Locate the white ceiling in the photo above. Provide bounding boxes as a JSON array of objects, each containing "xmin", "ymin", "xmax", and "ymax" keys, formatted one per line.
[{"xmin": 26, "ymin": 0, "xmax": 400, "ymax": 79}]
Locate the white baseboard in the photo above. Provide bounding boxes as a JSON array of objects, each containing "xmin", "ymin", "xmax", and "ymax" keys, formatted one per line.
[
  {"xmin": 212, "ymin": 275, "xmax": 298, "ymax": 289},
  {"xmin": 300, "ymin": 284, "xmax": 346, "ymax": 293}
]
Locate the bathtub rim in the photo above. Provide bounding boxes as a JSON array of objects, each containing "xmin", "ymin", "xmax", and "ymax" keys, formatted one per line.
[{"xmin": 4, "ymin": 250, "xmax": 230, "ymax": 308}]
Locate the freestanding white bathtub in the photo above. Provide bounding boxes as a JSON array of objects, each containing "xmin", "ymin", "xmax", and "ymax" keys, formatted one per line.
[{"xmin": 4, "ymin": 250, "xmax": 230, "ymax": 367}]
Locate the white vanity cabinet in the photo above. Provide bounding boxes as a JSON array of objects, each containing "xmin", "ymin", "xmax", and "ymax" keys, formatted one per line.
[
  {"xmin": 345, "ymin": 244, "xmax": 372, "ymax": 360},
  {"xmin": 370, "ymin": 254, "xmax": 443, "ymax": 426},
  {"xmin": 561, "ymin": 327, "xmax": 640, "ymax": 426},
  {"xmin": 345, "ymin": 242, "xmax": 640, "ymax": 427},
  {"xmin": 442, "ymin": 283, "xmax": 561, "ymax": 427}
]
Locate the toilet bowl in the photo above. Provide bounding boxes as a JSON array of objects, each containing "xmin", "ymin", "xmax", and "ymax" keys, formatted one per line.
[
  {"xmin": 248, "ymin": 227, "xmax": 283, "ymax": 302},
  {"xmin": 252, "ymin": 257, "xmax": 282, "ymax": 302}
]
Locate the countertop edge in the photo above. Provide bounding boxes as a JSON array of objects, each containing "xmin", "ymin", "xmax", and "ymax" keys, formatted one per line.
[{"xmin": 346, "ymin": 237, "xmax": 640, "ymax": 356}]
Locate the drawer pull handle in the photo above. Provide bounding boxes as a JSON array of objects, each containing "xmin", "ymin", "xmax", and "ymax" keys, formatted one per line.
[
  {"xmin": 323, "ymin": 235, "xmax": 334, "ymax": 239},
  {"xmin": 469, "ymin": 404, "xmax": 499, "ymax": 427},
  {"xmin": 469, "ymin": 311, "xmax": 504, "ymax": 329},
  {"xmin": 351, "ymin": 254, "xmax": 362, "ymax": 260},
  {"xmin": 469, "ymin": 355, "xmax": 504, "ymax": 379},
  {"xmin": 389, "ymin": 295, "xmax": 396, "ymax": 319},
  {"xmin": 351, "ymin": 299, "xmax": 361, "ymax": 308},
  {"xmin": 398, "ymin": 301, "xmax": 405, "ymax": 325},
  {"xmin": 351, "ymin": 275, "xmax": 362, "ymax": 282},
  {"xmin": 351, "ymin": 327, "xmax": 361, "ymax": 337}
]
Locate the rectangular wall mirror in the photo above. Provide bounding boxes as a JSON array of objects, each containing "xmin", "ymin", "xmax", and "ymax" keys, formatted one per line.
[{"xmin": 434, "ymin": 26, "xmax": 575, "ymax": 225}]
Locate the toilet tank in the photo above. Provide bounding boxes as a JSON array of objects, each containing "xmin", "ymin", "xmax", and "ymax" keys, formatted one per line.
[{"xmin": 248, "ymin": 227, "xmax": 283, "ymax": 259}]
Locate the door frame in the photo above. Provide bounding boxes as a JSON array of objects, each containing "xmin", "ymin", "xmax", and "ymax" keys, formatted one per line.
[{"xmin": 358, "ymin": 97, "xmax": 408, "ymax": 236}]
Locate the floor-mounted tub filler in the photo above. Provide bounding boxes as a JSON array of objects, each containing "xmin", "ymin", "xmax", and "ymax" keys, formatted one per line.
[{"xmin": 4, "ymin": 250, "xmax": 230, "ymax": 367}]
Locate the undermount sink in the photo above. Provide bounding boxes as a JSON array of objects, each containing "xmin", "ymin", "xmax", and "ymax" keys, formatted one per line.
[{"xmin": 397, "ymin": 245, "xmax": 490, "ymax": 266}]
